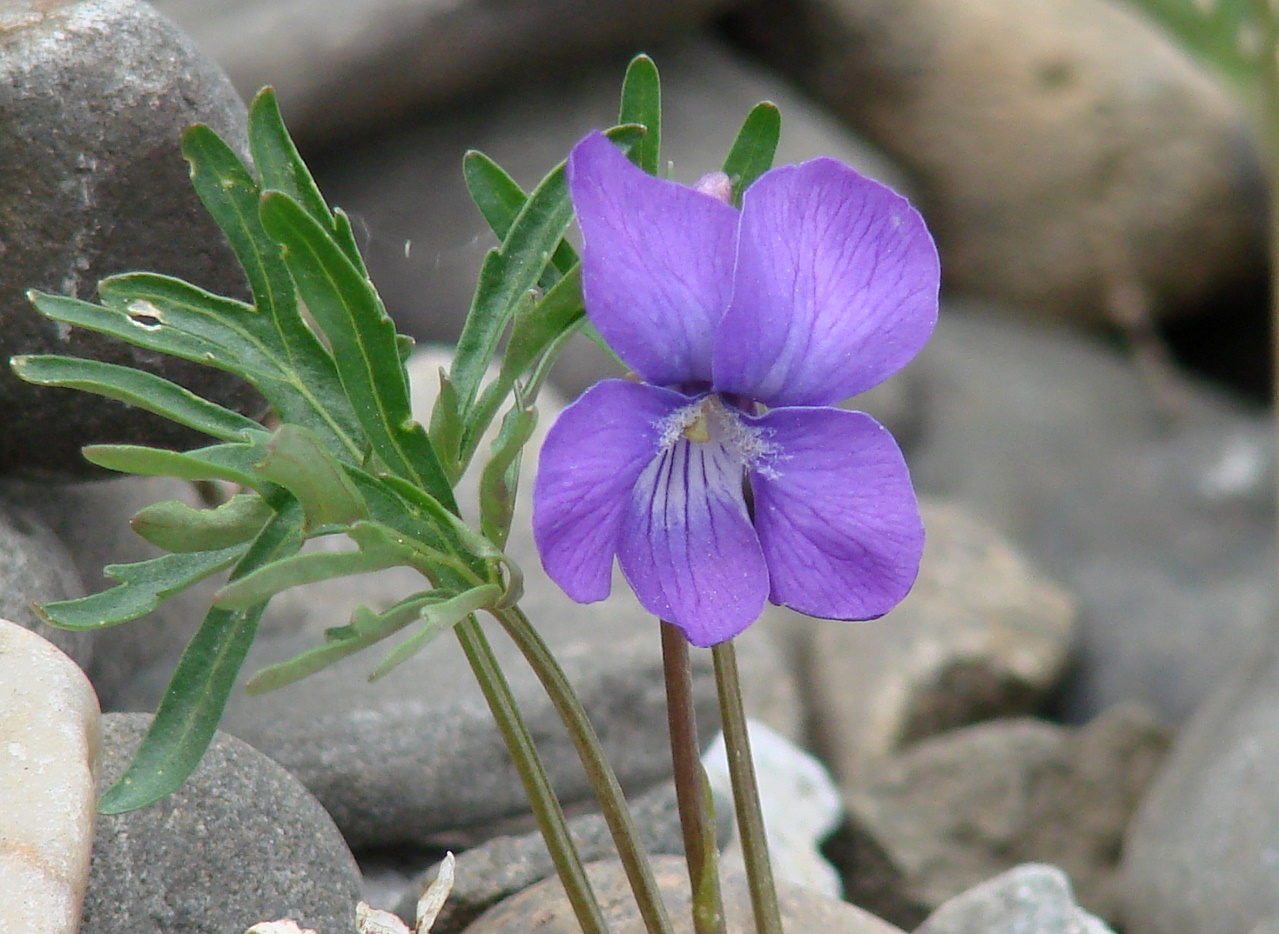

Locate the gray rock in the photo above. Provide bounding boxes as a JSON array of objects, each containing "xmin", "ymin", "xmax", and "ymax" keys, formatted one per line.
[
  {"xmin": 151, "ymin": 0, "xmax": 734, "ymax": 146},
  {"xmin": 461, "ymin": 855, "xmax": 906, "ymax": 933},
  {"xmin": 306, "ymin": 35, "xmax": 916, "ymax": 403},
  {"xmin": 839, "ymin": 706, "xmax": 1169, "ymax": 926},
  {"xmin": 729, "ymin": 0, "xmax": 1264, "ymax": 324},
  {"xmin": 0, "ymin": 497, "xmax": 91, "ymax": 668},
  {"xmin": 81, "ymin": 713, "xmax": 361, "ymax": 934},
  {"xmin": 0, "ymin": 0, "xmax": 261, "ymax": 477},
  {"xmin": 908, "ymin": 305, "xmax": 1276, "ymax": 726},
  {"xmin": 110, "ymin": 348, "xmax": 801, "ymax": 851},
  {"xmin": 1121, "ymin": 636, "xmax": 1279, "ymax": 934},
  {"xmin": 804, "ymin": 499, "xmax": 1076, "ymax": 783},
  {"xmin": 393, "ymin": 781, "xmax": 731, "ymax": 933},
  {"xmin": 917, "ymin": 863, "xmax": 1115, "ymax": 934}
]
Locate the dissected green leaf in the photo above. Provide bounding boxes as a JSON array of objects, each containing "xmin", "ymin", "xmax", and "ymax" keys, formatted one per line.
[
  {"xmin": 255, "ymin": 424, "xmax": 367, "ymax": 529},
  {"xmin": 36, "ymin": 546, "xmax": 248, "ymax": 630},
  {"xmin": 463, "ymin": 151, "xmax": 578, "ymax": 279},
  {"xmin": 82, "ymin": 439, "xmax": 270, "ymax": 488},
  {"xmin": 181, "ymin": 126, "xmax": 365, "ymax": 455},
  {"xmin": 461, "ymin": 265, "xmax": 583, "ymax": 465},
  {"xmin": 244, "ymin": 591, "xmax": 446, "ymax": 694},
  {"xmin": 213, "ymin": 520, "xmax": 421, "ymax": 610},
  {"xmin": 258, "ymin": 190, "xmax": 458, "ymax": 514},
  {"xmin": 11, "ymin": 353, "xmax": 264, "ymax": 443},
  {"xmin": 427, "ymin": 368, "xmax": 465, "ymax": 483},
  {"xmin": 131, "ymin": 494, "xmax": 274, "ymax": 553},
  {"xmin": 721, "ymin": 102, "xmax": 782, "ymax": 207},
  {"xmin": 478, "ymin": 397, "xmax": 537, "ymax": 550},
  {"xmin": 97, "ymin": 498, "xmax": 306, "ymax": 814},
  {"xmin": 619, "ymin": 54, "xmax": 661, "ymax": 175},
  {"xmin": 368, "ymin": 584, "xmax": 502, "ymax": 681},
  {"xmin": 450, "ymin": 125, "xmax": 643, "ymax": 425}
]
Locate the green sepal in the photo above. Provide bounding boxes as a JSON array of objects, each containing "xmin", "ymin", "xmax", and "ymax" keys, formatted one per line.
[
  {"xmin": 213, "ymin": 520, "xmax": 421, "ymax": 610},
  {"xmin": 478, "ymin": 395, "xmax": 537, "ymax": 551},
  {"xmin": 619, "ymin": 54, "xmax": 661, "ymax": 175},
  {"xmin": 131, "ymin": 494, "xmax": 274, "ymax": 553},
  {"xmin": 721, "ymin": 101, "xmax": 782, "ymax": 207},
  {"xmin": 368, "ymin": 585, "xmax": 502, "ymax": 681},
  {"xmin": 9, "ymin": 353, "xmax": 263, "ymax": 443},
  {"xmin": 254, "ymin": 424, "xmax": 368, "ymax": 530},
  {"xmin": 35, "ymin": 545, "xmax": 249, "ymax": 630},
  {"xmin": 244, "ymin": 591, "xmax": 448, "ymax": 694},
  {"xmin": 97, "ymin": 498, "xmax": 306, "ymax": 814}
]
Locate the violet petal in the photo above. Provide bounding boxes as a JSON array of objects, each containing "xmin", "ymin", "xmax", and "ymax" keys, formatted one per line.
[
  {"xmin": 749, "ymin": 406, "xmax": 923, "ymax": 619},
  {"xmin": 568, "ymin": 131, "xmax": 739, "ymax": 386},
  {"xmin": 713, "ymin": 158, "xmax": 939, "ymax": 406},
  {"xmin": 616, "ymin": 429, "xmax": 769, "ymax": 647},
  {"xmin": 533, "ymin": 379, "xmax": 690, "ymax": 602}
]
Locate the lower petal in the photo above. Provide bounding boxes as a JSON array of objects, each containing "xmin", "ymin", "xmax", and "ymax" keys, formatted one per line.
[
  {"xmin": 533, "ymin": 380, "xmax": 690, "ymax": 603},
  {"xmin": 748, "ymin": 406, "xmax": 923, "ymax": 620},
  {"xmin": 617, "ymin": 434, "xmax": 769, "ymax": 647}
]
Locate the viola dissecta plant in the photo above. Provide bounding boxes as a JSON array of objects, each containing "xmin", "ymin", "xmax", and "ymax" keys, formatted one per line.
[{"xmin": 11, "ymin": 54, "xmax": 940, "ymax": 934}]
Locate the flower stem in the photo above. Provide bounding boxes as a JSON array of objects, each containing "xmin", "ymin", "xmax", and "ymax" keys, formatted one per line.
[
  {"xmin": 712, "ymin": 640, "xmax": 784, "ymax": 934},
  {"xmin": 661, "ymin": 621, "xmax": 726, "ymax": 934},
  {"xmin": 453, "ymin": 616, "xmax": 608, "ymax": 934},
  {"xmin": 493, "ymin": 605, "xmax": 676, "ymax": 934}
]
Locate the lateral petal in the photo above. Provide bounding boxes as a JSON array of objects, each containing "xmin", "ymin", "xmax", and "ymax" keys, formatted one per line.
[
  {"xmin": 617, "ymin": 431, "xmax": 769, "ymax": 647},
  {"xmin": 749, "ymin": 406, "xmax": 923, "ymax": 619},
  {"xmin": 713, "ymin": 158, "xmax": 938, "ymax": 406},
  {"xmin": 568, "ymin": 131, "xmax": 739, "ymax": 387},
  {"xmin": 532, "ymin": 380, "xmax": 690, "ymax": 603}
]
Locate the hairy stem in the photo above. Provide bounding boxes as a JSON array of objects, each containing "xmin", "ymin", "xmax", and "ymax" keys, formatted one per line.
[
  {"xmin": 661, "ymin": 622, "xmax": 725, "ymax": 934},
  {"xmin": 713, "ymin": 640, "xmax": 783, "ymax": 934},
  {"xmin": 453, "ymin": 616, "xmax": 608, "ymax": 934},
  {"xmin": 493, "ymin": 606, "xmax": 676, "ymax": 934}
]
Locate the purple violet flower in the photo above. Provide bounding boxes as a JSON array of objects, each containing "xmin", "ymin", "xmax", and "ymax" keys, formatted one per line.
[{"xmin": 532, "ymin": 131, "xmax": 940, "ymax": 647}]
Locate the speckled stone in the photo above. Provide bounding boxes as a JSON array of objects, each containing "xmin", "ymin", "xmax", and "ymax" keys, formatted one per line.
[
  {"xmin": 0, "ymin": 0, "xmax": 261, "ymax": 477},
  {"xmin": 81, "ymin": 713, "xmax": 361, "ymax": 934}
]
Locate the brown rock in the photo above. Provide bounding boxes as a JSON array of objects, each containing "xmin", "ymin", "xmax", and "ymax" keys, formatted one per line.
[
  {"xmin": 805, "ymin": 500, "xmax": 1076, "ymax": 785},
  {"xmin": 461, "ymin": 855, "xmax": 905, "ymax": 933},
  {"xmin": 729, "ymin": 0, "xmax": 1264, "ymax": 323},
  {"xmin": 837, "ymin": 706, "xmax": 1170, "ymax": 925}
]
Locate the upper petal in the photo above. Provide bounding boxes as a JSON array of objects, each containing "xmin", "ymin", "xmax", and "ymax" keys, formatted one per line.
[
  {"xmin": 617, "ymin": 427, "xmax": 770, "ymax": 647},
  {"xmin": 748, "ymin": 406, "xmax": 923, "ymax": 619},
  {"xmin": 713, "ymin": 158, "xmax": 939, "ymax": 406},
  {"xmin": 533, "ymin": 379, "xmax": 691, "ymax": 603},
  {"xmin": 568, "ymin": 131, "xmax": 739, "ymax": 387}
]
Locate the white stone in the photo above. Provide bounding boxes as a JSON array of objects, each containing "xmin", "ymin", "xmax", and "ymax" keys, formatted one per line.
[
  {"xmin": 702, "ymin": 719, "xmax": 845, "ymax": 898},
  {"xmin": 0, "ymin": 618, "xmax": 101, "ymax": 932}
]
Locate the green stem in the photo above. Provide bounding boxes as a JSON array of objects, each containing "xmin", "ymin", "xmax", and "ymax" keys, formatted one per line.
[
  {"xmin": 712, "ymin": 640, "xmax": 784, "ymax": 934},
  {"xmin": 453, "ymin": 616, "xmax": 609, "ymax": 934},
  {"xmin": 493, "ymin": 606, "xmax": 676, "ymax": 934},
  {"xmin": 661, "ymin": 622, "xmax": 725, "ymax": 934}
]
